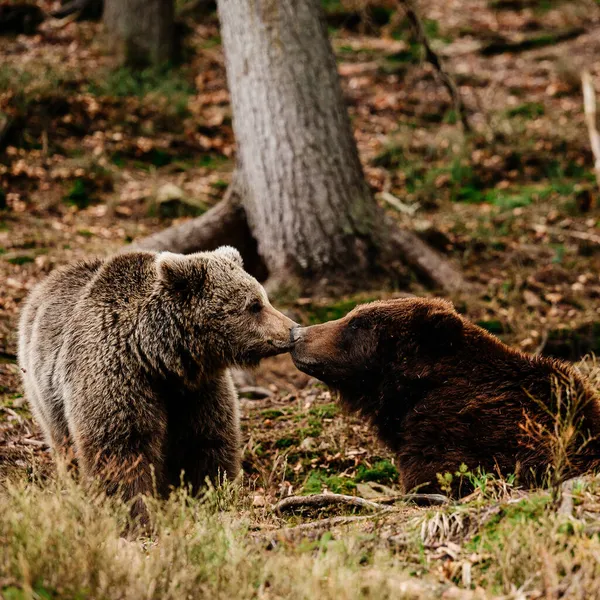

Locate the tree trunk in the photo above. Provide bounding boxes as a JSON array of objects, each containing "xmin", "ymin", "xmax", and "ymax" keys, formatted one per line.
[
  {"xmin": 132, "ymin": 0, "xmax": 469, "ymax": 294},
  {"xmin": 216, "ymin": 0, "xmax": 380, "ymax": 284},
  {"xmin": 103, "ymin": 0, "xmax": 175, "ymax": 67}
]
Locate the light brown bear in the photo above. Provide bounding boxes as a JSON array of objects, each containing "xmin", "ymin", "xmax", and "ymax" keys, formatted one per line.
[
  {"xmin": 291, "ymin": 298, "xmax": 600, "ymax": 495},
  {"xmin": 18, "ymin": 247, "xmax": 295, "ymax": 517}
]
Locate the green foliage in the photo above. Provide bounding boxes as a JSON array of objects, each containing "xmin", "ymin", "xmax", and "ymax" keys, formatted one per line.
[
  {"xmin": 63, "ymin": 179, "xmax": 94, "ymax": 209},
  {"xmin": 88, "ymin": 67, "xmax": 193, "ymax": 117},
  {"xmin": 303, "ymin": 470, "xmax": 357, "ymax": 495},
  {"xmin": 261, "ymin": 409, "xmax": 285, "ymax": 420},
  {"xmin": 355, "ymin": 460, "xmax": 399, "ymax": 484},
  {"xmin": 274, "ymin": 436, "xmax": 298, "ymax": 449},
  {"xmin": 7, "ymin": 255, "xmax": 34, "ymax": 266},
  {"xmin": 309, "ymin": 403, "xmax": 340, "ymax": 420},
  {"xmin": 506, "ymin": 102, "xmax": 545, "ymax": 118}
]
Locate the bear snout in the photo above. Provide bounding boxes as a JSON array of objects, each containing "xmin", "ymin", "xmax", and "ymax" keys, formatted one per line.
[{"xmin": 290, "ymin": 326, "xmax": 303, "ymax": 344}]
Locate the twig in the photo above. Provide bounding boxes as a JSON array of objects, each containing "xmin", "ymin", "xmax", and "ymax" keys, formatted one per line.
[
  {"xmin": 546, "ymin": 227, "xmax": 600, "ymax": 245},
  {"xmin": 2, "ymin": 406, "xmax": 23, "ymax": 423},
  {"xmin": 274, "ymin": 493, "xmax": 388, "ymax": 515},
  {"xmin": 378, "ymin": 492, "xmax": 450, "ymax": 506},
  {"xmin": 582, "ymin": 70, "xmax": 600, "ymax": 189},
  {"xmin": 21, "ymin": 438, "xmax": 49, "ymax": 449},
  {"xmin": 558, "ymin": 478, "xmax": 576, "ymax": 517},
  {"xmin": 378, "ymin": 191, "xmax": 420, "ymax": 216},
  {"xmin": 398, "ymin": 0, "xmax": 471, "ymax": 132},
  {"xmin": 533, "ymin": 330, "xmax": 549, "ymax": 356}
]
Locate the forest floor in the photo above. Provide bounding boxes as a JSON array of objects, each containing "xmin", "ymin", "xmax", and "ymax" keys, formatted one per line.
[{"xmin": 3, "ymin": 0, "xmax": 600, "ymax": 598}]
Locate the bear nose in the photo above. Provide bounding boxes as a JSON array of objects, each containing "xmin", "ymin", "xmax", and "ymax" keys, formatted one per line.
[{"xmin": 290, "ymin": 327, "xmax": 303, "ymax": 344}]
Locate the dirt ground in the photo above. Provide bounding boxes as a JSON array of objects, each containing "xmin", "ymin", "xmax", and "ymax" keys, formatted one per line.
[{"xmin": 3, "ymin": 4, "xmax": 600, "ymax": 596}]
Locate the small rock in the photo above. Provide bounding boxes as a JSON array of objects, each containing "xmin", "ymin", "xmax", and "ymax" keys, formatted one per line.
[{"xmin": 300, "ymin": 437, "xmax": 315, "ymax": 451}]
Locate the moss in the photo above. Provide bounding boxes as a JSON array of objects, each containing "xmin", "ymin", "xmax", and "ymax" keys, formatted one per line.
[
  {"xmin": 303, "ymin": 470, "xmax": 357, "ymax": 495},
  {"xmin": 355, "ymin": 460, "xmax": 399, "ymax": 485},
  {"xmin": 7, "ymin": 255, "xmax": 34, "ymax": 266},
  {"xmin": 63, "ymin": 179, "xmax": 95, "ymax": 210},
  {"xmin": 261, "ymin": 409, "xmax": 285, "ymax": 420},
  {"xmin": 506, "ymin": 102, "xmax": 545, "ymax": 119},
  {"xmin": 309, "ymin": 403, "xmax": 340, "ymax": 419},
  {"xmin": 274, "ymin": 436, "xmax": 298, "ymax": 450}
]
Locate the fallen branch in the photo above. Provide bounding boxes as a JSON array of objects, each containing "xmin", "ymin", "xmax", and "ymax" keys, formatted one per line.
[
  {"xmin": 377, "ymin": 492, "xmax": 450, "ymax": 506},
  {"xmin": 582, "ymin": 70, "xmax": 600, "ymax": 189},
  {"xmin": 546, "ymin": 227, "xmax": 600, "ymax": 245},
  {"xmin": 398, "ymin": 0, "xmax": 470, "ymax": 132},
  {"xmin": 274, "ymin": 493, "xmax": 388, "ymax": 515}
]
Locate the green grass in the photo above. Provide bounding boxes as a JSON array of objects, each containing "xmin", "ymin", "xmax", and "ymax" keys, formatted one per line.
[
  {"xmin": 63, "ymin": 179, "xmax": 95, "ymax": 210},
  {"xmin": 88, "ymin": 66, "xmax": 193, "ymax": 118},
  {"xmin": 303, "ymin": 470, "xmax": 357, "ymax": 495},
  {"xmin": 5, "ymin": 472, "xmax": 600, "ymax": 599},
  {"xmin": 506, "ymin": 102, "xmax": 545, "ymax": 118},
  {"xmin": 355, "ymin": 461, "xmax": 399, "ymax": 485}
]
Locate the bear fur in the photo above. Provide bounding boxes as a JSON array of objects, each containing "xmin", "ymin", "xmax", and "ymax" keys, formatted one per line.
[
  {"xmin": 291, "ymin": 297, "xmax": 600, "ymax": 494},
  {"xmin": 19, "ymin": 247, "xmax": 296, "ymax": 516}
]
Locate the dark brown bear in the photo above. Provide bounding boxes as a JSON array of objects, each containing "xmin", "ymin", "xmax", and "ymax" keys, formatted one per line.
[{"xmin": 290, "ymin": 298, "xmax": 600, "ymax": 494}]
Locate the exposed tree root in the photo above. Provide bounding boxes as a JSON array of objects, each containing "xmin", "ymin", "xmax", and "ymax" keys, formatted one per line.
[
  {"xmin": 385, "ymin": 221, "xmax": 467, "ymax": 293},
  {"xmin": 133, "ymin": 189, "xmax": 467, "ymax": 293},
  {"xmin": 130, "ymin": 173, "xmax": 267, "ymax": 279}
]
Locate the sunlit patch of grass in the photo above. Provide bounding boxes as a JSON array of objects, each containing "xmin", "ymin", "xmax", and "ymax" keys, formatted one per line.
[
  {"xmin": 88, "ymin": 66, "xmax": 193, "ymax": 118},
  {"xmin": 303, "ymin": 469, "xmax": 357, "ymax": 495},
  {"xmin": 355, "ymin": 460, "xmax": 399, "ymax": 485}
]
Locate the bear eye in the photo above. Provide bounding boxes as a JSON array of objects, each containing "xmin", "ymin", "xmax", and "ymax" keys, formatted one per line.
[
  {"xmin": 349, "ymin": 318, "xmax": 367, "ymax": 330},
  {"xmin": 248, "ymin": 300, "xmax": 263, "ymax": 314}
]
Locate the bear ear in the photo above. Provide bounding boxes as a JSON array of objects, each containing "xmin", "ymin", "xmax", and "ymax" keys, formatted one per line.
[
  {"xmin": 156, "ymin": 252, "xmax": 206, "ymax": 292},
  {"xmin": 212, "ymin": 245, "xmax": 243, "ymax": 268},
  {"xmin": 417, "ymin": 303, "xmax": 464, "ymax": 352}
]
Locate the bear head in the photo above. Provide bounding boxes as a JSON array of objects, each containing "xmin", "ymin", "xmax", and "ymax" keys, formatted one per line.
[
  {"xmin": 290, "ymin": 297, "xmax": 464, "ymax": 389},
  {"xmin": 154, "ymin": 246, "xmax": 297, "ymax": 370}
]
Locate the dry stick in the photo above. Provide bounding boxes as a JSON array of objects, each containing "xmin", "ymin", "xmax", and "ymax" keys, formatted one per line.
[
  {"xmin": 582, "ymin": 70, "xmax": 600, "ymax": 189},
  {"xmin": 398, "ymin": 0, "xmax": 471, "ymax": 132},
  {"xmin": 274, "ymin": 492, "xmax": 450, "ymax": 516},
  {"xmin": 546, "ymin": 227, "xmax": 600, "ymax": 245},
  {"xmin": 275, "ymin": 493, "xmax": 388, "ymax": 515}
]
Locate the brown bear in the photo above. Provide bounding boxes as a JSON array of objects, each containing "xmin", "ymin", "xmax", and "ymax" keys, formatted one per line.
[
  {"xmin": 290, "ymin": 298, "xmax": 600, "ymax": 494},
  {"xmin": 18, "ymin": 246, "xmax": 296, "ymax": 517}
]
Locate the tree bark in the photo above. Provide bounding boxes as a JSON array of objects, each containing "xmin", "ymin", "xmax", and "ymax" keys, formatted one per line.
[
  {"xmin": 132, "ymin": 0, "xmax": 469, "ymax": 294},
  {"xmin": 103, "ymin": 0, "xmax": 175, "ymax": 67},
  {"xmin": 216, "ymin": 0, "xmax": 380, "ymax": 283}
]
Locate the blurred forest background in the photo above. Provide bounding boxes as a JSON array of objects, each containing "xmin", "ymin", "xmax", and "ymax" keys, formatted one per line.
[{"xmin": 2, "ymin": 1, "xmax": 600, "ymax": 598}]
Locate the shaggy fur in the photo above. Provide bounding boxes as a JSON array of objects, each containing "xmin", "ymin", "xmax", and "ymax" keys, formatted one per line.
[
  {"xmin": 19, "ymin": 247, "xmax": 296, "ymax": 516},
  {"xmin": 291, "ymin": 298, "xmax": 600, "ymax": 494}
]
